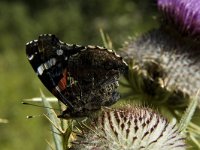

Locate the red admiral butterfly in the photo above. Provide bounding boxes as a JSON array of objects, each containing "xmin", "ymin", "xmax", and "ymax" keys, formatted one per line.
[{"xmin": 26, "ymin": 34, "xmax": 127, "ymax": 118}]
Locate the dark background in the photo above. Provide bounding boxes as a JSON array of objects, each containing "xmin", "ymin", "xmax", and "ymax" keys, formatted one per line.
[{"xmin": 0, "ymin": 0, "xmax": 158, "ymax": 149}]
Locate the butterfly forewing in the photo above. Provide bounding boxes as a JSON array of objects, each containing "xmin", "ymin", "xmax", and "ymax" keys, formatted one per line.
[{"xmin": 26, "ymin": 35, "xmax": 80, "ymax": 109}]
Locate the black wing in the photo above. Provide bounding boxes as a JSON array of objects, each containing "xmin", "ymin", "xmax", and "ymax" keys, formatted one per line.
[{"xmin": 25, "ymin": 34, "xmax": 84, "ymax": 110}]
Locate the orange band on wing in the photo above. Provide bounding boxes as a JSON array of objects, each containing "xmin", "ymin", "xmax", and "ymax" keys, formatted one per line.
[{"xmin": 58, "ymin": 69, "xmax": 68, "ymax": 91}]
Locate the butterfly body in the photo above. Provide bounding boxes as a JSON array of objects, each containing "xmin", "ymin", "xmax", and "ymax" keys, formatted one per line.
[{"xmin": 26, "ymin": 34, "xmax": 127, "ymax": 118}]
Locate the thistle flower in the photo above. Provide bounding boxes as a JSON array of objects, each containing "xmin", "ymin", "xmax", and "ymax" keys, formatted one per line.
[
  {"xmin": 71, "ymin": 107, "xmax": 185, "ymax": 150},
  {"xmin": 158, "ymin": 0, "xmax": 200, "ymax": 38},
  {"xmin": 120, "ymin": 0, "xmax": 200, "ymax": 110},
  {"xmin": 120, "ymin": 1, "xmax": 200, "ymax": 147},
  {"xmin": 122, "ymin": 30, "xmax": 200, "ymax": 108}
]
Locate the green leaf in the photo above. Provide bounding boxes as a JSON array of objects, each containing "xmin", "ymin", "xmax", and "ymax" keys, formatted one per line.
[
  {"xmin": 178, "ymin": 90, "xmax": 199, "ymax": 131},
  {"xmin": 40, "ymin": 91, "xmax": 64, "ymax": 150}
]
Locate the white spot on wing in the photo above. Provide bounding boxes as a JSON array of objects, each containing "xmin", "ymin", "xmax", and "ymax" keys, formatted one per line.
[
  {"xmin": 66, "ymin": 43, "xmax": 73, "ymax": 47},
  {"xmin": 37, "ymin": 65, "xmax": 45, "ymax": 75},
  {"xmin": 28, "ymin": 55, "xmax": 34, "ymax": 60},
  {"xmin": 107, "ymin": 49, "xmax": 113, "ymax": 52},
  {"xmin": 57, "ymin": 49, "xmax": 63, "ymax": 56},
  {"xmin": 59, "ymin": 40, "xmax": 64, "ymax": 44},
  {"xmin": 55, "ymin": 86, "xmax": 61, "ymax": 92},
  {"xmin": 96, "ymin": 46, "xmax": 104, "ymax": 49},
  {"xmin": 88, "ymin": 45, "xmax": 95, "ymax": 49},
  {"xmin": 37, "ymin": 58, "xmax": 57, "ymax": 75}
]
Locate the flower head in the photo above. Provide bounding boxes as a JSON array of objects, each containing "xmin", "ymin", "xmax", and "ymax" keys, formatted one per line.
[
  {"xmin": 71, "ymin": 107, "xmax": 185, "ymax": 150},
  {"xmin": 158, "ymin": 0, "xmax": 200, "ymax": 38},
  {"xmin": 121, "ymin": 30, "xmax": 200, "ymax": 107}
]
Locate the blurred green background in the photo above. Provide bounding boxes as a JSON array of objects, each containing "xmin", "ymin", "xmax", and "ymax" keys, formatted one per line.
[{"xmin": 0, "ymin": 0, "xmax": 158, "ymax": 149}]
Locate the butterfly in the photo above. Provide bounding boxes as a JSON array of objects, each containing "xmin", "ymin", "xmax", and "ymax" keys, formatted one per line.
[{"xmin": 26, "ymin": 34, "xmax": 128, "ymax": 118}]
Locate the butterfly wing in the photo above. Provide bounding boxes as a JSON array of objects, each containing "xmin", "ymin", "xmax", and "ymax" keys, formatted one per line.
[
  {"xmin": 25, "ymin": 34, "xmax": 84, "ymax": 110},
  {"xmin": 26, "ymin": 34, "xmax": 128, "ymax": 118}
]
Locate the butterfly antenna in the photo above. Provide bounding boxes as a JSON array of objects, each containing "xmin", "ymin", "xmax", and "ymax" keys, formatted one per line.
[
  {"xmin": 26, "ymin": 114, "xmax": 43, "ymax": 119},
  {"xmin": 22, "ymin": 101, "xmax": 61, "ymax": 111},
  {"xmin": 26, "ymin": 112, "xmax": 54, "ymax": 119}
]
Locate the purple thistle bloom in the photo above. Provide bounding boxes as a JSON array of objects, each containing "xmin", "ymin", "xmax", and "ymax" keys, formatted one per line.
[{"xmin": 158, "ymin": 0, "xmax": 200, "ymax": 38}]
